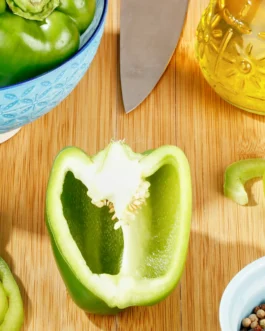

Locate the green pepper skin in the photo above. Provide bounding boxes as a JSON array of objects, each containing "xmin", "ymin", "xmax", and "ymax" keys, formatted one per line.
[
  {"xmin": 48, "ymin": 227, "xmax": 121, "ymax": 315},
  {"xmin": 57, "ymin": 0, "xmax": 96, "ymax": 33},
  {"xmin": 0, "ymin": 258, "xmax": 24, "ymax": 331},
  {"xmin": 0, "ymin": 0, "xmax": 95, "ymax": 87}
]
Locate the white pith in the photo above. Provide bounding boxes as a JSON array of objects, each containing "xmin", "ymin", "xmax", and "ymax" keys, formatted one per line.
[
  {"xmin": 74, "ymin": 142, "xmax": 150, "ymax": 229},
  {"xmin": 91, "ymin": 179, "xmax": 150, "ymax": 230}
]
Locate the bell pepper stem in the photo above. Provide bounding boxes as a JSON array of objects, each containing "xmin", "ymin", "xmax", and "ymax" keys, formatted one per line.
[{"xmin": 6, "ymin": 0, "xmax": 60, "ymax": 20}]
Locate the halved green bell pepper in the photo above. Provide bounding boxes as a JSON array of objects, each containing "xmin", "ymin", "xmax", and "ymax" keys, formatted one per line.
[
  {"xmin": 0, "ymin": 257, "xmax": 24, "ymax": 331},
  {"xmin": 46, "ymin": 141, "xmax": 192, "ymax": 314},
  {"xmin": 0, "ymin": 0, "xmax": 95, "ymax": 87}
]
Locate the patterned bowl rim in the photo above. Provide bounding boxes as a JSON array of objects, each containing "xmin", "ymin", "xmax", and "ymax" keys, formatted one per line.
[{"xmin": 0, "ymin": 0, "xmax": 108, "ymax": 91}]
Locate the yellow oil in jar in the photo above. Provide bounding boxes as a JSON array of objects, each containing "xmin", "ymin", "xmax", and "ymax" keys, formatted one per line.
[{"xmin": 195, "ymin": 0, "xmax": 265, "ymax": 115}]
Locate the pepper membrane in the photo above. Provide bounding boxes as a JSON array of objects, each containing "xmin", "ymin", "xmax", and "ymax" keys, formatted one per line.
[
  {"xmin": 0, "ymin": 0, "xmax": 95, "ymax": 87},
  {"xmin": 46, "ymin": 141, "xmax": 192, "ymax": 314}
]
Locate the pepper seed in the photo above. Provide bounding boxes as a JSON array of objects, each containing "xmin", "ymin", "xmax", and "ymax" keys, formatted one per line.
[
  {"xmin": 253, "ymin": 326, "xmax": 262, "ymax": 331},
  {"xmin": 254, "ymin": 306, "xmax": 262, "ymax": 314},
  {"xmin": 260, "ymin": 319, "xmax": 265, "ymax": 328},
  {"xmin": 250, "ymin": 314, "xmax": 259, "ymax": 322},
  {"xmin": 251, "ymin": 320, "xmax": 258, "ymax": 328},
  {"xmin": 261, "ymin": 305, "xmax": 265, "ymax": 311},
  {"xmin": 257, "ymin": 310, "xmax": 265, "ymax": 319},
  {"xmin": 242, "ymin": 318, "xmax": 251, "ymax": 328}
]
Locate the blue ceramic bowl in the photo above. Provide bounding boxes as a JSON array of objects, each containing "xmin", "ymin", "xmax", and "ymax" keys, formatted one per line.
[
  {"xmin": 0, "ymin": 0, "xmax": 107, "ymax": 134},
  {"xmin": 219, "ymin": 256, "xmax": 265, "ymax": 330}
]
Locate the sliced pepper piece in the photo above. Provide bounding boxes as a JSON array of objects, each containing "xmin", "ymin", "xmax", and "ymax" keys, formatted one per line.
[
  {"xmin": 46, "ymin": 141, "xmax": 192, "ymax": 314},
  {"xmin": 0, "ymin": 0, "xmax": 96, "ymax": 87},
  {"xmin": 0, "ymin": 257, "xmax": 24, "ymax": 331},
  {"xmin": 224, "ymin": 159, "xmax": 265, "ymax": 205}
]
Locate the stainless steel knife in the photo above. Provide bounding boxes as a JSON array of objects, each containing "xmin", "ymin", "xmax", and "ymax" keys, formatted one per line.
[{"xmin": 120, "ymin": 0, "xmax": 189, "ymax": 113}]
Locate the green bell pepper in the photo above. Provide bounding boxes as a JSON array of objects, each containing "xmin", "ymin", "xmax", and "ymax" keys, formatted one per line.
[
  {"xmin": 0, "ymin": 0, "xmax": 95, "ymax": 87},
  {"xmin": 224, "ymin": 159, "xmax": 265, "ymax": 205},
  {"xmin": 46, "ymin": 141, "xmax": 192, "ymax": 314},
  {"xmin": 0, "ymin": 257, "xmax": 24, "ymax": 331}
]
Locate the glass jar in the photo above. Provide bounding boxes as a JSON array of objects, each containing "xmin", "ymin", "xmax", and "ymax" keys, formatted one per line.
[{"xmin": 196, "ymin": 0, "xmax": 265, "ymax": 115}]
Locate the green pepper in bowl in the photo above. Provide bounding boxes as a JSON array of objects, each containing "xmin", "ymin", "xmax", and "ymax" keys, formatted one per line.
[{"xmin": 0, "ymin": 0, "xmax": 95, "ymax": 87}]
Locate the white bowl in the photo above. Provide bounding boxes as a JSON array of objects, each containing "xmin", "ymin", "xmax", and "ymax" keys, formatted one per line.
[{"xmin": 219, "ymin": 256, "xmax": 265, "ymax": 330}]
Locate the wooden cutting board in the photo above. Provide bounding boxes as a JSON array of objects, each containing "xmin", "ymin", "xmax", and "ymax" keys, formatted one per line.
[{"xmin": 1, "ymin": 0, "xmax": 265, "ymax": 329}]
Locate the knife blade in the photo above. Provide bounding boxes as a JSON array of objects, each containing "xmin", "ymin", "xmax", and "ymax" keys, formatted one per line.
[{"xmin": 120, "ymin": 0, "xmax": 188, "ymax": 113}]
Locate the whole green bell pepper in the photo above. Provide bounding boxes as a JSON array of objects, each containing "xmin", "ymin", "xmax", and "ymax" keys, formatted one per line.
[
  {"xmin": 46, "ymin": 141, "xmax": 192, "ymax": 314},
  {"xmin": 0, "ymin": 0, "xmax": 95, "ymax": 87},
  {"xmin": 0, "ymin": 257, "xmax": 24, "ymax": 331}
]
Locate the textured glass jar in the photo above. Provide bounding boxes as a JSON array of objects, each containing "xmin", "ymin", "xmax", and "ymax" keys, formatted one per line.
[{"xmin": 196, "ymin": 0, "xmax": 265, "ymax": 115}]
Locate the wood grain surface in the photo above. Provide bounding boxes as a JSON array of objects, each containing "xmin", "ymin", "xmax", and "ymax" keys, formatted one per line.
[{"xmin": 1, "ymin": 0, "xmax": 265, "ymax": 330}]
